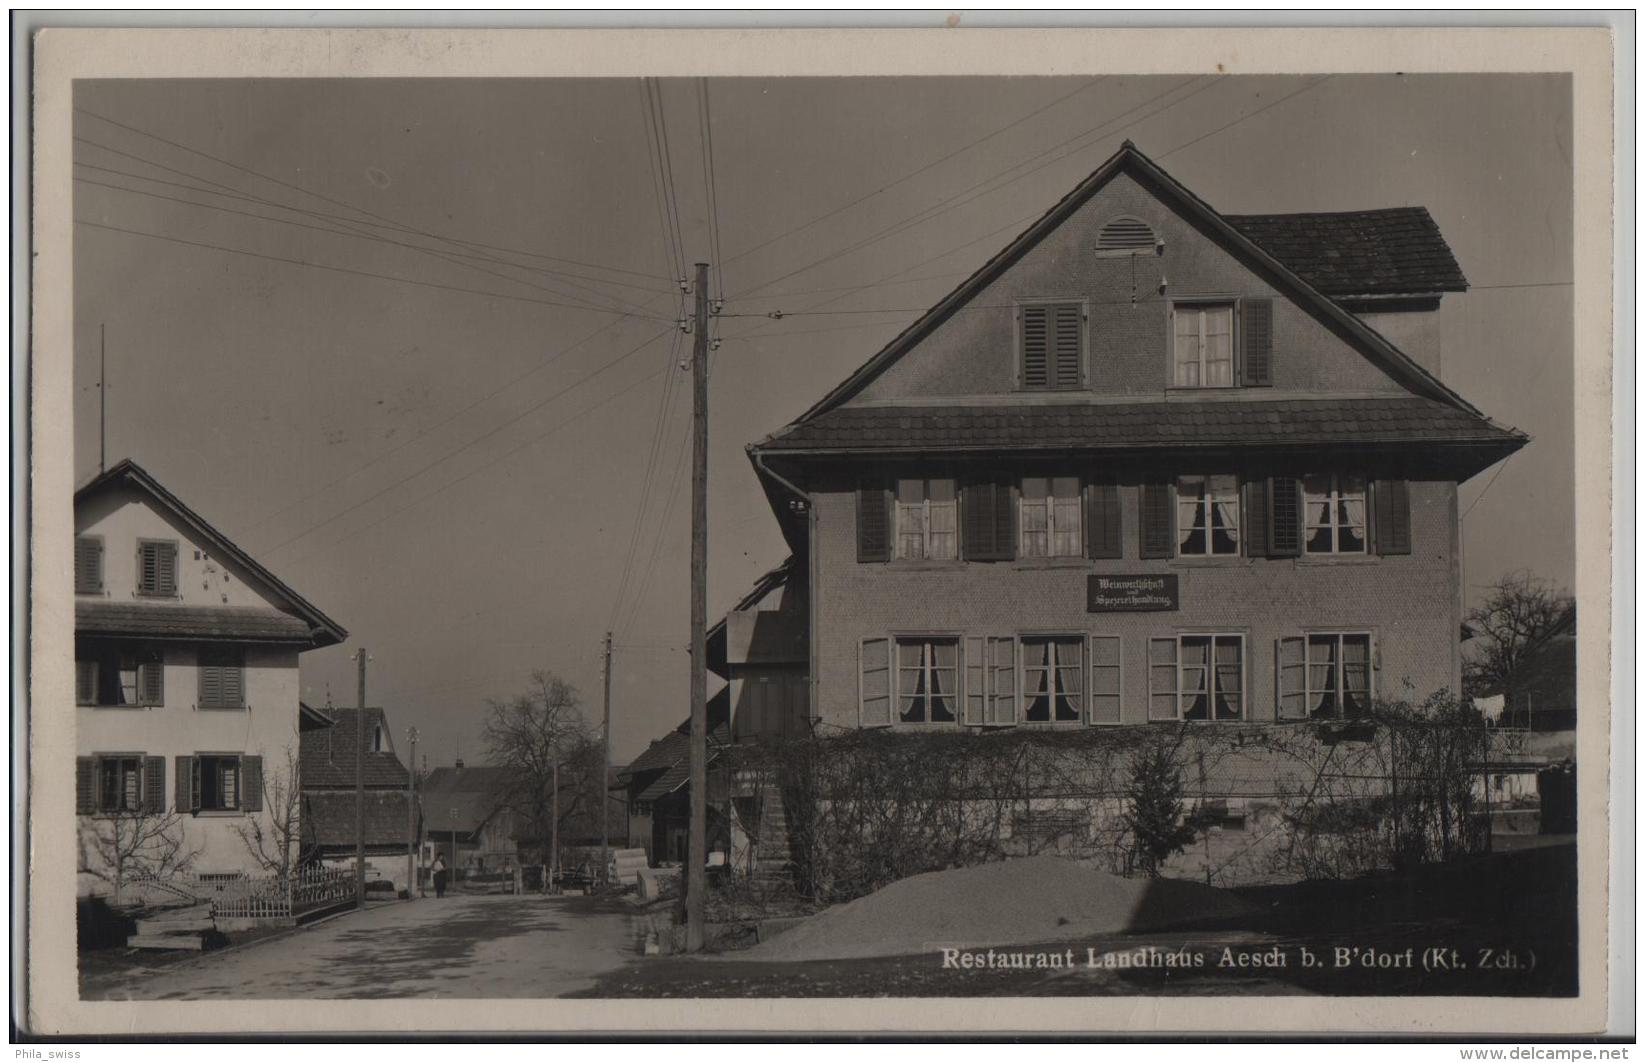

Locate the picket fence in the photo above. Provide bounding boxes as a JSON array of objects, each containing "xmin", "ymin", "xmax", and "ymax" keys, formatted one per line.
[{"xmin": 195, "ymin": 866, "xmax": 355, "ymax": 922}]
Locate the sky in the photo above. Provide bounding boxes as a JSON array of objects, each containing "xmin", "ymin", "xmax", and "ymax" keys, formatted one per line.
[{"xmin": 70, "ymin": 74, "xmax": 1573, "ymax": 766}]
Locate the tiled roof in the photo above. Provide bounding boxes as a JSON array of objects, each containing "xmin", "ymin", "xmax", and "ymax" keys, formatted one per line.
[
  {"xmin": 617, "ymin": 717, "xmax": 732, "ymax": 793},
  {"xmin": 74, "ymin": 460, "xmax": 346, "ymax": 647},
  {"xmin": 759, "ymin": 397, "xmax": 1524, "ymax": 454},
  {"xmin": 1226, "ymin": 208, "xmax": 1468, "ymax": 297},
  {"xmin": 422, "ymin": 765, "xmax": 518, "ymax": 795},
  {"xmin": 301, "ymin": 790, "xmax": 416, "ymax": 850},
  {"xmin": 299, "ymin": 707, "xmax": 411, "ymax": 789},
  {"xmin": 422, "ymin": 788, "xmax": 509, "ymax": 834},
  {"xmin": 76, "ymin": 602, "xmax": 316, "ymax": 642},
  {"xmin": 635, "ymin": 762, "xmax": 691, "ymax": 804}
]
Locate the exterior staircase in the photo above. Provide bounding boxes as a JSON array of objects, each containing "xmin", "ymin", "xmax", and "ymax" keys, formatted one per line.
[
  {"xmin": 126, "ymin": 902, "xmax": 215, "ymax": 951},
  {"xmin": 751, "ymin": 781, "xmax": 795, "ymax": 891}
]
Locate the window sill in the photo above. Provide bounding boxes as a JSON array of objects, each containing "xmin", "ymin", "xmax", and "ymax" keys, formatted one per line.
[
  {"xmin": 1169, "ymin": 555, "xmax": 1246, "ymax": 567},
  {"xmin": 80, "ymin": 704, "xmax": 156, "ymax": 711},
  {"xmin": 192, "ymin": 809, "xmax": 248, "ymax": 818},
  {"xmin": 132, "ymin": 592, "xmax": 182, "ymax": 601},
  {"xmin": 1296, "ymin": 554, "xmax": 1378, "ymax": 566},
  {"xmin": 1011, "ymin": 557, "xmax": 1088, "ymax": 571},
  {"xmin": 1163, "ymin": 386, "xmax": 1243, "ymax": 396},
  {"xmin": 75, "ymin": 589, "xmax": 110, "ymax": 598},
  {"xmin": 884, "ymin": 559, "xmax": 966, "ymax": 571}
]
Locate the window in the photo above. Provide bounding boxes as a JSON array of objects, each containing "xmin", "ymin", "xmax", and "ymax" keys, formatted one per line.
[
  {"xmin": 136, "ymin": 539, "xmax": 179, "ymax": 596},
  {"xmin": 75, "ymin": 536, "xmax": 103, "ymax": 594},
  {"xmin": 1095, "ymin": 215, "xmax": 1158, "ymax": 256},
  {"xmin": 1303, "ymin": 474, "xmax": 1368, "ymax": 554},
  {"xmin": 1149, "ymin": 634, "xmax": 1244, "ymax": 721},
  {"xmin": 1172, "ymin": 303, "xmax": 1235, "ymax": 388},
  {"xmin": 198, "ymin": 646, "xmax": 245, "ymax": 709},
  {"xmin": 197, "ymin": 755, "xmax": 243, "ymax": 811},
  {"xmin": 1305, "ymin": 633, "xmax": 1373, "ymax": 719},
  {"xmin": 896, "ymin": 638, "xmax": 958, "ymax": 724},
  {"xmin": 1020, "ymin": 476, "xmax": 1082, "ymax": 558},
  {"xmin": 894, "ymin": 477, "xmax": 957, "ymax": 560},
  {"xmin": 1020, "ymin": 303, "xmax": 1083, "ymax": 390},
  {"xmin": 1176, "ymin": 475, "xmax": 1240, "ymax": 556},
  {"xmin": 98, "ymin": 755, "xmax": 144, "ymax": 812},
  {"xmin": 75, "ymin": 643, "xmax": 163, "ymax": 707},
  {"xmin": 371, "ymin": 724, "xmax": 386, "ymax": 752},
  {"xmin": 1022, "ymin": 636, "xmax": 1083, "ymax": 723}
]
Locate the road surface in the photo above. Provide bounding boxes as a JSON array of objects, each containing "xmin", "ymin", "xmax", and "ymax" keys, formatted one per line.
[{"xmin": 83, "ymin": 893, "xmax": 638, "ymax": 1000}]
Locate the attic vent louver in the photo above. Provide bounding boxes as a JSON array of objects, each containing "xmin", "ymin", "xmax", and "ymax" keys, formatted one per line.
[{"xmin": 1095, "ymin": 215, "xmax": 1159, "ymax": 256}]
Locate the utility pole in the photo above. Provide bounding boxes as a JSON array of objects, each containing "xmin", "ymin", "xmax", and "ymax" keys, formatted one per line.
[
  {"xmin": 601, "ymin": 630, "xmax": 612, "ymax": 888},
  {"xmin": 99, "ymin": 323, "xmax": 107, "ymax": 472},
  {"xmin": 550, "ymin": 758, "xmax": 560, "ymax": 891},
  {"xmin": 686, "ymin": 261, "xmax": 710, "ymax": 951},
  {"xmin": 406, "ymin": 726, "xmax": 420, "ymax": 899},
  {"xmin": 355, "ymin": 648, "xmax": 368, "ymax": 909}
]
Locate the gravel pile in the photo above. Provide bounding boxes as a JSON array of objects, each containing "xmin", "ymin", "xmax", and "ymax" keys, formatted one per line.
[{"xmin": 738, "ymin": 856, "xmax": 1256, "ymax": 962}]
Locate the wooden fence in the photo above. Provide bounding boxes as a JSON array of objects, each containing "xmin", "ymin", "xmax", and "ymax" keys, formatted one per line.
[{"xmin": 197, "ymin": 866, "xmax": 355, "ymax": 922}]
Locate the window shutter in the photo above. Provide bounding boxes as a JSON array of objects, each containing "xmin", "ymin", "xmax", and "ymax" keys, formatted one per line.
[
  {"xmin": 1139, "ymin": 482, "xmax": 1175, "ymax": 559},
  {"xmin": 199, "ymin": 653, "xmax": 222, "ymax": 708},
  {"xmin": 1021, "ymin": 306, "xmax": 1049, "ymax": 389},
  {"xmin": 1148, "ymin": 637, "xmax": 1179, "ymax": 721},
  {"xmin": 1243, "ymin": 479, "xmax": 1270, "ymax": 558},
  {"xmin": 961, "ymin": 478, "xmax": 1015, "ymax": 561},
  {"xmin": 158, "ymin": 542, "xmax": 178, "ymax": 595},
  {"xmin": 989, "ymin": 636, "xmax": 1017, "ymax": 726},
  {"xmin": 76, "ymin": 757, "xmax": 97, "ymax": 814},
  {"xmin": 1268, "ymin": 477, "xmax": 1302, "ymax": 557},
  {"xmin": 963, "ymin": 636, "xmax": 987, "ymax": 726},
  {"xmin": 1373, "ymin": 480, "xmax": 1412, "ymax": 555},
  {"xmin": 223, "ymin": 655, "xmax": 245, "ymax": 709},
  {"xmin": 1085, "ymin": 482, "xmax": 1122, "ymax": 559},
  {"xmin": 175, "ymin": 755, "xmax": 195, "ymax": 813},
  {"xmin": 1089, "ymin": 635, "xmax": 1122, "ymax": 724},
  {"xmin": 859, "ymin": 637, "xmax": 892, "ymax": 728},
  {"xmin": 139, "ymin": 650, "xmax": 164, "ymax": 706},
  {"xmin": 143, "ymin": 757, "xmax": 166, "ymax": 813},
  {"xmin": 76, "ymin": 658, "xmax": 98, "ymax": 705},
  {"xmin": 1053, "ymin": 304, "xmax": 1082, "ymax": 388},
  {"xmin": 856, "ymin": 480, "xmax": 891, "ymax": 563},
  {"xmin": 1276, "ymin": 637, "xmax": 1307, "ymax": 720},
  {"xmin": 241, "ymin": 756, "xmax": 264, "ymax": 812},
  {"xmin": 75, "ymin": 537, "xmax": 103, "ymax": 593},
  {"xmin": 1241, "ymin": 298, "xmax": 1273, "ymax": 386}
]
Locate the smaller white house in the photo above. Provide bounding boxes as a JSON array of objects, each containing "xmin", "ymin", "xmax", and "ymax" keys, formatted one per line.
[{"xmin": 74, "ymin": 460, "xmax": 348, "ymax": 901}]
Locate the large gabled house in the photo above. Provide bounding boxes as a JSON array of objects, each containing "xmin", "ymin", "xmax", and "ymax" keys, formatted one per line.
[
  {"xmin": 74, "ymin": 460, "xmax": 348, "ymax": 900},
  {"xmin": 722, "ymin": 143, "xmax": 1527, "ymax": 882}
]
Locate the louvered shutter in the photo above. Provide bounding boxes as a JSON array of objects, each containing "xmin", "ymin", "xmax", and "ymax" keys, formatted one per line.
[
  {"xmin": 1021, "ymin": 306, "xmax": 1049, "ymax": 389},
  {"xmin": 143, "ymin": 757, "xmax": 166, "ymax": 813},
  {"xmin": 1372, "ymin": 480, "xmax": 1412, "ymax": 555},
  {"xmin": 223, "ymin": 654, "xmax": 245, "ymax": 709},
  {"xmin": 988, "ymin": 636, "xmax": 1017, "ymax": 726},
  {"xmin": 139, "ymin": 650, "xmax": 164, "ymax": 706},
  {"xmin": 75, "ymin": 537, "xmax": 102, "ymax": 594},
  {"xmin": 241, "ymin": 756, "xmax": 263, "ymax": 812},
  {"xmin": 157, "ymin": 542, "xmax": 177, "ymax": 595},
  {"xmin": 856, "ymin": 480, "xmax": 891, "ymax": 563},
  {"xmin": 1268, "ymin": 477, "xmax": 1302, "ymax": 557},
  {"xmin": 199, "ymin": 651, "xmax": 223, "ymax": 708},
  {"xmin": 859, "ymin": 637, "xmax": 892, "ymax": 728},
  {"xmin": 175, "ymin": 755, "xmax": 195, "ymax": 813},
  {"xmin": 76, "ymin": 658, "xmax": 98, "ymax": 705},
  {"xmin": 1139, "ymin": 482, "xmax": 1175, "ymax": 559},
  {"xmin": 1243, "ymin": 479, "xmax": 1270, "ymax": 558},
  {"xmin": 1276, "ymin": 637, "xmax": 1307, "ymax": 720},
  {"xmin": 1053, "ymin": 304, "xmax": 1082, "ymax": 388},
  {"xmin": 1241, "ymin": 299, "xmax": 1273, "ymax": 386},
  {"xmin": 76, "ymin": 757, "xmax": 96, "ymax": 814},
  {"xmin": 1085, "ymin": 482, "xmax": 1122, "ymax": 559},
  {"xmin": 961, "ymin": 478, "xmax": 1015, "ymax": 561}
]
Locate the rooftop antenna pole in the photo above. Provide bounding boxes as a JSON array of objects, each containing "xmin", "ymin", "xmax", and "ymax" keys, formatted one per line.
[{"xmin": 99, "ymin": 323, "xmax": 106, "ymax": 472}]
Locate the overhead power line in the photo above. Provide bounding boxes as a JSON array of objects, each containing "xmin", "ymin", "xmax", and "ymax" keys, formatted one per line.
[
  {"xmin": 261, "ymin": 325, "xmax": 673, "ymax": 556},
  {"xmin": 76, "ymin": 106, "xmax": 670, "ymax": 282}
]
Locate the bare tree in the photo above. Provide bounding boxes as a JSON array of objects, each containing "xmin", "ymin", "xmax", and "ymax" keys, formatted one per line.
[
  {"xmin": 234, "ymin": 744, "xmax": 302, "ymax": 878},
  {"xmin": 481, "ymin": 670, "xmax": 600, "ymax": 866},
  {"xmin": 77, "ymin": 810, "xmax": 200, "ymax": 906},
  {"xmin": 1463, "ymin": 570, "xmax": 1573, "ymax": 701}
]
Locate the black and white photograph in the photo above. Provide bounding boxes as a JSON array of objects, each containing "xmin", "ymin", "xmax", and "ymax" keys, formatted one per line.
[{"xmin": 21, "ymin": 24, "xmax": 1621, "ymax": 1039}]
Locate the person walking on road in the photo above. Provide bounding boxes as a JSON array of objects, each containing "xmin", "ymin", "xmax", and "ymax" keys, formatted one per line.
[{"xmin": 433, "ymin": 853, "xmax": 448, "ymax": 898}]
